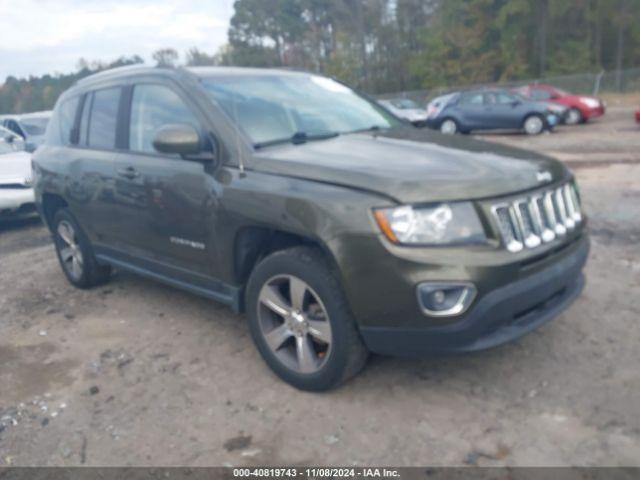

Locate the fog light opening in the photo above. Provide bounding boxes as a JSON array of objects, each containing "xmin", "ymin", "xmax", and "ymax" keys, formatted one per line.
[{"xmin": 417, "ymin": 282, "xmax": 476, "ymax": 317}]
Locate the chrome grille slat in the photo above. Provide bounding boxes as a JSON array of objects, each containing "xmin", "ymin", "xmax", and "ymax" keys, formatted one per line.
[{"xmin": 491, "ymin": 182, "xmax": 582, "ymax": 253}]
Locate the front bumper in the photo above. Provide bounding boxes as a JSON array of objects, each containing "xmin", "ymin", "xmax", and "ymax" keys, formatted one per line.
[
  {"xmin": 358, "ymin": 235, "xmax": 589, "ymax": 356},
  {"xmin": 585, "ymin": 105, "xmax": 605, "ymax": 119},
  {"xmin": 0, "ymin": 188, "xmax": 36, "ymax": 218}
]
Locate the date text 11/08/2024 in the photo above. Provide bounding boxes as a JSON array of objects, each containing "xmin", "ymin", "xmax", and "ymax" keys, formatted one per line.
[{"xmin": 232, "ymin": 468, "xmax": 401, "ymax": 478}]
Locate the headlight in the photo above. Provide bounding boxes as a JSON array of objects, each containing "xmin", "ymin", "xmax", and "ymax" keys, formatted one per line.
[
  {"xmin": 580, "ymin": 97, "xmax": 600, "ymax": 109},
  {"xmin": 373, "ymin": 202, "xmax": 486, "ymax": 245}
]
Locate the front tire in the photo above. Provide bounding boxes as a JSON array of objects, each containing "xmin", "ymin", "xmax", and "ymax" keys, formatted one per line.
[
  {"xmin": 566, "ymin": 108, "xmax": 583, "ymax": 125},
  {"xmin": 246, "ymin": 246, "xmax": 368, "ymax": 391},
  {"xmin": 52, "ymin": 209, "xmax": 111, "ymax": 288},
  {"xmin": 523, "ymin": 114, "xmax": 545, "ymax": 135},
  {"xmin": 439, "ymin": 118, "xmax": 459, "ymax": 135}
]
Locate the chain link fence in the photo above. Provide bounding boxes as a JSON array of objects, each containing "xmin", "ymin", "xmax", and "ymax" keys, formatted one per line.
[{"xmin": 377, "ymin": 67, "xmax": 640, "ymax": 105}]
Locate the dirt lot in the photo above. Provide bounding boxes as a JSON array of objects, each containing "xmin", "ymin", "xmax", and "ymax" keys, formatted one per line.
[{"xmin": 1, "ymin": 107, "xmax": 639, "ymax": 467}]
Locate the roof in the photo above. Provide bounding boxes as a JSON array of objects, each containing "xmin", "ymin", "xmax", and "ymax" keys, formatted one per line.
[
  {"xmin": 74, "ymin": 65, "xmax": 175, "ymax": 87},
  {"xmin": 186, "ymin": 66, "xmax": 313, "ymax": 78},
  {"xmin": 74, "ymin": 65, "xmax": 313, "ymax": 89}
]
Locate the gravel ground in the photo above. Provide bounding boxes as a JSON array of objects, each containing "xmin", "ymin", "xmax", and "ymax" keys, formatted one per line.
[{"xmin": 0, "ymin": 108, "xmax": 639, "ymax": 467}]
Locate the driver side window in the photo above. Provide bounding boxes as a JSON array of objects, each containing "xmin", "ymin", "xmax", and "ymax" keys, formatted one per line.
[{"xmin": 129, "ymin": 84, "xmax": 200, "ymax": 154}]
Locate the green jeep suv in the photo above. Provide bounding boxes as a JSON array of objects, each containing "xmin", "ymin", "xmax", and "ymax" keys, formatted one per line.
[{"xmin": 33, "ymin": 66, "xmax": 589, "ymax": 391}]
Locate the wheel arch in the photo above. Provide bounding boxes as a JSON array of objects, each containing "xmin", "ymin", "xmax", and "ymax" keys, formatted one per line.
[
  {"xmin": 233, "ymin": 226, "xmax": 341, "ymax": 289},
  {"xmin": 41, "ymin": 193, "xmax": 69, "ymax": 231}
]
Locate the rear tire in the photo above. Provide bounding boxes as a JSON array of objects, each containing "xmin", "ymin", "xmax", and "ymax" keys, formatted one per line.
[
  {"xmin": 52, "ymin": 209, "xmax": 111, "ymax": 288},
  {"xmin": 523, "ymin": 114, "xmax": 545, "ymax": 135},
  {"xmin": 566, "ymin": 108, "xmax": 584, "ymax": 125},
  {"xmin": 246, "ymin": 246, "xmax": 368, "ymax": 391}
]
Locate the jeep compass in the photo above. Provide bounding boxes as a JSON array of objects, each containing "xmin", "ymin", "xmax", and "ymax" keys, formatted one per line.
[{"xmin": 33, "ymin": 66, "xmax": 589, "ymax": 391}]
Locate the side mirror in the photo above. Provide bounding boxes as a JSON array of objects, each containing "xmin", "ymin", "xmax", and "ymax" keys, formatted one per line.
[
  {"xmin": 153, "ymin": 124, "xmax": 202, "ymax": 156},
  {"xmin": 511, "ymin": 100, "xmax": 521, "ymax": 107}
]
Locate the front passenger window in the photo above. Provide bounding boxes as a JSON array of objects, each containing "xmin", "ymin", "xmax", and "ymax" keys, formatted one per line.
[{"xmin": 129, "ymin": 84, "xmax": 200, "ymax": 154}]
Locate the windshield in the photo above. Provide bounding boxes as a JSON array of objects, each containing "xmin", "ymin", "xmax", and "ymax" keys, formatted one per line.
[
  {"xmin": 21, "ymin": 117, "xmax": 49, "ymax": 136},
  {"xmin": 202, "ymin": 74, "xmax": 397, "ymax": 146},
  {"xmin": 391, "ymin": 99, "xmax": 419, "ymax": 109}
]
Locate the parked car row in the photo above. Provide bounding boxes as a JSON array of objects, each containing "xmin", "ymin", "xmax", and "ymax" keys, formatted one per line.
[
  {"xmin": 0, "ymin": 135, "xmax": 35, "ymax": 220},
  {"xmin": 0, "ymin": 111, "xmax": 49, "ymax": 220},
  {"xmin": 0, "ymin": 111, "xmax": 52, "ymax": 152},
  {"xmin": 380, "ymin": 84, "xmax": 607, "ymax": 136}
]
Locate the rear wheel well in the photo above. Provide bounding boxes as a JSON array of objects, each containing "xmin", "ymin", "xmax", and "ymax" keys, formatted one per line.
[
  {"xmin": 41, "ymin": 194, "xmax": 69, "ymax": 230},
  {"xmin": 234, "ymin": 227, "xmax": 338, "ymax": 286}
]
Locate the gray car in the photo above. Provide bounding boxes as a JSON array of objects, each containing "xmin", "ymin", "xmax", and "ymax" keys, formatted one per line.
[
  {"xmin": 1, "ymin": 111, "xmax": 52, "ymax": 152},
  {"xmin": 425, "ymin": 89, "xmax": 565, "ymax": 135}
]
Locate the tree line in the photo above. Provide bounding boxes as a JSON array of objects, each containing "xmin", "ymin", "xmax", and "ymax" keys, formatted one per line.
[{"xmin": 1, "ymin": 0, "xmax": 639, "ymax": 114}]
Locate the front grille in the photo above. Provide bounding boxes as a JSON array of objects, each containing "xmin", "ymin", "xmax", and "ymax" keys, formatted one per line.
[{"xmin": 492, "ymin": 182, "xmax": 582, "ymax": 253}]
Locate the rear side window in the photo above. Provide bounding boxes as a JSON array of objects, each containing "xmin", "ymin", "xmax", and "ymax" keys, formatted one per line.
[
  {"xmin": 459, "ymin": 93, "xmax": 483, "ymax": 105},
  {"xmin": 129, "ymin": 84, "xmax": 199, "ymax": 153},
  {"xmin": 80, "ymin": 88, "xmax": 121, "ymax": 149},
  {"xmin": 58, "ymin": 96, "xmax": 80, "ymax": 144}
]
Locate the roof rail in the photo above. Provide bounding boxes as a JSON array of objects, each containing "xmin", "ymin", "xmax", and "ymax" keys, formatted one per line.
[{"xmin": 74, "ymin": 64, "xmax": 172, "ymax": 87}]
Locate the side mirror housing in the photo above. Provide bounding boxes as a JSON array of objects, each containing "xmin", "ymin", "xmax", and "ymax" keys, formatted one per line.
[{"xmin": 153, "ymin": 124, "xmax": 202, "ymax": 156}]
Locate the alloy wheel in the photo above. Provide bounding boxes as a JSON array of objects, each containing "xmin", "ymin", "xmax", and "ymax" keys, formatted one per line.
[
  {"xmin": 566, "ymin": 109, "xmax": 581, "ymax": 125},
  {"xmin": 57, "ymin": 220, "xmax": 84, "ymax": 281},
  {"xmin": 440, "ymin": 119, "xmax": 457, "ymax": 134},
  {"xmin": 257, "ymin": 275, "xmax": 332, "ymax": 374},
  {"xmin": 524, "ymin": 116, "xmax": 544, "ymax": 135}
]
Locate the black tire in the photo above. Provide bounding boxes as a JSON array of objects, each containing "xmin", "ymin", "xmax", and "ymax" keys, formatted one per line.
[
  {"xmin": 439, "ymin": 117, "xmax": 459, "ymax": 135},
  {"xmin": 523, "ymin": 114, "xmax": 545, "ymax": 135},
  {"xmin": 246, "ymin": 246, "xmax": 369, "ymax": 391},
  {"xmin": 566, "ymin": 107, "xmax": 584, "ymax": 125},
  {"xmin": 52, "ymin": 209, "xmax": 111, "ymax": 288}
]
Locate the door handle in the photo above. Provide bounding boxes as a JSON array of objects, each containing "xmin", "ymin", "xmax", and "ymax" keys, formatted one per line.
[{"xmin": 117, "ymin": 166, "xmax": 139, "ymax": 179}]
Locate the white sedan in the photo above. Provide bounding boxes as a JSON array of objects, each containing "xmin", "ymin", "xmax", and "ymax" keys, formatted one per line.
[
  {"xmin": 0, "ymin": 140, "xmax": 35, "ymax": 219},
  {"xmin": 378, "ymin": 98, "xmax": 430, "ymax": 127}
]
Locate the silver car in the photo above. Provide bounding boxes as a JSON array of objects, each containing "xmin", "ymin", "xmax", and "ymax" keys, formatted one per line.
[
  {"xmin": 0, "ymin": 111, "xmax": 52, "ymax": 152},
  {"xmin": 0, "ymin": 139, "xmax": 35, "ymax": 219},
  {"xmin": 378, "ymin": 98, "xmax": 429, "ymax": 127}
]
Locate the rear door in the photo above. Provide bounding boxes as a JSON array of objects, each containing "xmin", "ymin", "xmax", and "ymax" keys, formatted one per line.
[
  {"xmin": 109, "ymin": 81, "xmax": 216, "ymax": 278},
  {"xmin": 68, "ymin": 86, "xmax": 125, "ymax": 246},
  {"xmin": 453, "ymin": 92, "xmax": 486, "ymax": 129}
]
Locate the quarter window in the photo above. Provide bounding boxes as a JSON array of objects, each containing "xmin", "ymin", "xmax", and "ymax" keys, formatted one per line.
[{"xmin": 129, "ymin": 84, "xmax": 200, "ymax": 153}]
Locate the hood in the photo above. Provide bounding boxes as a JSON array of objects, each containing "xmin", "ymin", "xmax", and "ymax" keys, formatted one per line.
[
  {"xmin": 251, "ymin": 127, "xmax": 568, "ymax": 203},
  {"xmin": 0, "ymin": 151, "xmax": 32, "ymax": 186}
]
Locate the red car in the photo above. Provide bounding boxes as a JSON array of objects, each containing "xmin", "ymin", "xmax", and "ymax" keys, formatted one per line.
[
  {"xmin": 635, "ymin": 108, "xmax": 640, "ymax": 124},
  {"xmin": 514, "ymin": 84, "xmax": 605, "ymax": 125}
]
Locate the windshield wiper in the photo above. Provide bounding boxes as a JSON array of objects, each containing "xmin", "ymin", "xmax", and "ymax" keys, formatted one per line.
[
  {"xmin": 254, "ymin": 131, "xmax": 339, "ymax": 149},
  {"xmin": 345, "ymin": 125, "xmax": 388, "ymax": 135}
]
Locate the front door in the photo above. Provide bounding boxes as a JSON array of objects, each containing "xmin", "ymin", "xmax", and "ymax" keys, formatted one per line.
[
  {"xmin": 484, "ymin": 92, "xmax": 524, "ymax": 129},
  {"xmin": 110, "ymin": 82, "xmax": 218, "ymax": 279}
]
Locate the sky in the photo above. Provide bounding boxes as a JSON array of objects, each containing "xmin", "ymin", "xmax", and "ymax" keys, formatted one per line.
[{"xmin": 0, "ymin": 0, "xmax": 235, "ymax": 81}]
